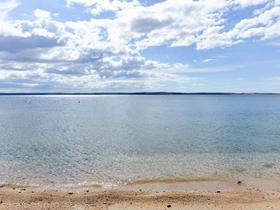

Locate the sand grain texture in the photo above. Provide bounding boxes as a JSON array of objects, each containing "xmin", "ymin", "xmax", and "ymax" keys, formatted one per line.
[{"xmin": 0, "ymin": 186, "xmax": 280, "ymax": 210}]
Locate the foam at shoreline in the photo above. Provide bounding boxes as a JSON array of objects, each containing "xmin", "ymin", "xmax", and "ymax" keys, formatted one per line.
[{"xmin": 1, "ymin": 176, "xmax": 280, "ymax": 195}]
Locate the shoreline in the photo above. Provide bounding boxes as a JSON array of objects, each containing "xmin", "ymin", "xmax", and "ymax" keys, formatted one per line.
[{"xmin": 1, "ymin": 177, "xmax": 280, "ymax": 209}]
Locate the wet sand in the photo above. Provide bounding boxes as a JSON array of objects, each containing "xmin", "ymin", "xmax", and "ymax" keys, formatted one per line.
[{"xmin": 1, "ymin": 178, "xmax": 280, "ymax": 210}]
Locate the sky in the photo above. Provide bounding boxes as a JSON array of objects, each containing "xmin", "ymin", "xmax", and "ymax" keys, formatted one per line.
[{"xmin": 0, "ymin": 0, "xmax": 280, "ymax": 93}]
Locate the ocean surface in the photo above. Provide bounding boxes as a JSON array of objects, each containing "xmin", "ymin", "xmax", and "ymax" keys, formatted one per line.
[{"xmin": 1, "ymin": 95, "xmax": 280, "ymax": 186}]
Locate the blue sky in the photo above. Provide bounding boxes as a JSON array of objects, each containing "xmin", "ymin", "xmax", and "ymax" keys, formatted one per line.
[{"xmin": 0, "ymin": 0, "xmax": 280, "ymax": 92}]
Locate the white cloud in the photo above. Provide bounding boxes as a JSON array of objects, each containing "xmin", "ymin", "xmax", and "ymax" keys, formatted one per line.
[
  {"xmin": 0, "ymin": 0, "xmax": 280, "ymax": 91},
  {"xmin": 34, "ymin": 9, "xmax": 51, "ymax": 19},
  {"xmin": 198, "ymin": 4, "xmax": 280, "ymax": 49},
  {"xmin": 202, "ymin": 59, "xmax": 215, "ymax": 63},
  {"xmin": 231, "ymin": 0, "xmax": 270, "ymax": 8},
  {"xmin": 66, "ymin": 0, "xmax": 140, "ymax": 16},
  {"xmin": 0, "ymin": 0, "xmax": 19, "ymax": 20}
]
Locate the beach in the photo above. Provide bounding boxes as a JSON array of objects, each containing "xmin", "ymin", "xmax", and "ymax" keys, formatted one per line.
[{"xmin": 1, "ymin": 177, "xmax": 280, "ymax": 210}]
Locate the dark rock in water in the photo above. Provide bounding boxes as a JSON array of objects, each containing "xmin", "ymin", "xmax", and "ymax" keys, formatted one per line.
[
  {"xmin": 263, "ymin": 163, "xmax": 274, "ymax": 168},
  {"xmin": 167, "ymin": 204, "xmax": 172, "ymax": 208},
  {"xmin": 237, "ymin": 181, "xmax": 242, "ymax": 185}
]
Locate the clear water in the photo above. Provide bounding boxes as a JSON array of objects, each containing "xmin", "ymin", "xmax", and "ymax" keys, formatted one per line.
[{"xmin": 1, "ymin": 95, "xmax": 280, "ymax": 186}]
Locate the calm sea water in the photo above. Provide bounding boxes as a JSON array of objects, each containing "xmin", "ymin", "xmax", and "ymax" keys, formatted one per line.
[{"xmin": 1, "ymin": 95, "xmax": 280, "ymax": 186}]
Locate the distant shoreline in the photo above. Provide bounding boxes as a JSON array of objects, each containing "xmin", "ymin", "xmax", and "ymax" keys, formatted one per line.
[{"xmin": 0, "ymin": 92, "xmax": 280, "ymax": 95}]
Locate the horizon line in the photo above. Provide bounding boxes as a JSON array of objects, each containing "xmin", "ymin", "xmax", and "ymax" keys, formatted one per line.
[{"xmin": 0, "ymin": 92, "xmax": 280, "ymax": 95}]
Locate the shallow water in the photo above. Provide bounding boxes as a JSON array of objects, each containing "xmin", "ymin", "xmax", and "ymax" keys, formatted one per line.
[{"xmin": 0, "ymin": 95, "xmax": 280, "ymax": 186}]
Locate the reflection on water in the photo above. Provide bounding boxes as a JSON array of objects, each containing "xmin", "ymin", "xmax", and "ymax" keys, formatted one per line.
[{"xmin": 0, "ymin": 95, "xmax": 280, "ymax": 185}]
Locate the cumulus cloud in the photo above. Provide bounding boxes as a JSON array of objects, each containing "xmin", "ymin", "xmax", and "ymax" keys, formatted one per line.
[
  {"xmin": 66, "ymin": 0, "xmax": 140, "ymax": 16},
  {"xmin": 196, "ymin": 3, "xmax": 280, "ymax": 49},
  {"xmin": 0, "ymin": 35, "xmax": 64, "ymax": 52},
  {"xmin": 0, "ymin": 0, "xmax": 280, "ymax": 91}
]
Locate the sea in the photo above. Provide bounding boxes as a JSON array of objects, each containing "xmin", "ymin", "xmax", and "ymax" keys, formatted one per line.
[{"xmin": 0, "ymin": 95, "xmax": 280, "ymax": 186}]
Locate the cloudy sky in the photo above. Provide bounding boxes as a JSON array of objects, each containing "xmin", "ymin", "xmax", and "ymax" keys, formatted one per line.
[{"xmin": 0, "ymin": 0, "xmax": 280, "ymax": 92}]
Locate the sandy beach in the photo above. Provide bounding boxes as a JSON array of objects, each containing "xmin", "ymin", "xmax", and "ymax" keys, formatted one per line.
[{"xmin": 1, "ymin": 178, "xmax": 280, "ymax": 210}]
